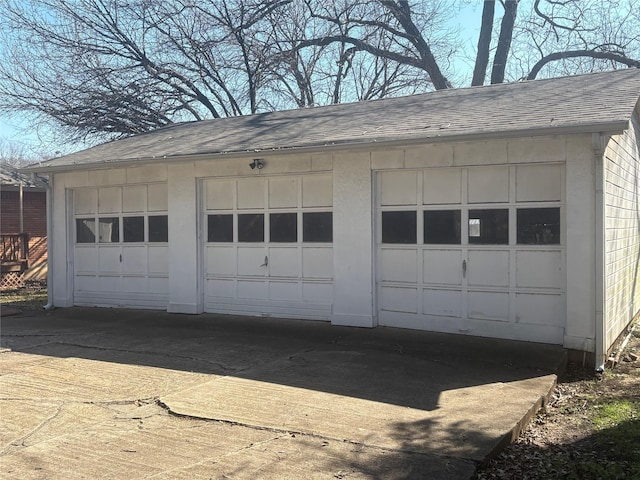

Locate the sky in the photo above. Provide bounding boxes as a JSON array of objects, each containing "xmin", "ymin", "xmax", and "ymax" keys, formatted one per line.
[{"xmin": 0, "ymin": 2, "xmax": 483, "ymax": 160}]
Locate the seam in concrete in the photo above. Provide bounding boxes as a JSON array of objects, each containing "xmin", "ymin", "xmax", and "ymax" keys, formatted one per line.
[
  {"xmin": 0, "ymin": 401, "xmax": 64, "ymax": 455},
  {"xmin": 155, "ymin": 398, "xmax": 466, "ymax": 464},
  {"xmin": 22, "ymin": 341, "xmax": 236, "ymax": 372}
]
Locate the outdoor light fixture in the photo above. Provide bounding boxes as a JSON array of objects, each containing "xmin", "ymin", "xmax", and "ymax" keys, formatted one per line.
[{"xmin": 249, "ymin": 159, "xmax": 264, "ymax": 170}]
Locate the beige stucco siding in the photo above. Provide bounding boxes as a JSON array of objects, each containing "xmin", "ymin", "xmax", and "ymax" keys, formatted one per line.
[{"xmin": 604, "ymin": 106, "xmax": 640, "ymax": 351}]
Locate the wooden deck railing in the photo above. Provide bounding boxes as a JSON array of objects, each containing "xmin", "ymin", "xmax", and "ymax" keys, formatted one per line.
[{"xmin": 1, "ymin": 233, "xmax": 29, "ymax": 272}]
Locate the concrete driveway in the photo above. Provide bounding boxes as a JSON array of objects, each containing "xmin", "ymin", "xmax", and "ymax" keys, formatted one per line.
[{"xmin": 0, "ymin": 308, "xmax": 565, "ymax": 479}]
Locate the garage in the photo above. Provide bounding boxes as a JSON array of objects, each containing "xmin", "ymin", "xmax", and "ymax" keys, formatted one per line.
[
  {"xmin": 202, "ymin": 174, "xmax": 334, "ymax": 319},
  {"xmin": 73, "ymin": 183, "xmax": 169, "ymax": 308},
  {"xmin": 376, "ymin": 164, "xmax": 566, "ymax": 343},
  {"xmin": 28, "ymin": 69, "xmax": 640, "ymax": 368}
]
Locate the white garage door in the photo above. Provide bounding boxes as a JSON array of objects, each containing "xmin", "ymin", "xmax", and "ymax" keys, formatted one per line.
[
  {"xmin": 203, "ymin": 174, "xmax": 333, "ymax": 319},
  {"xmin": 376, "ymin": 165, "xmax": 566, "ymax": 344},
  {"xmin": 73, "ymin": 184, "xmax": 169, "ymax": 309}
]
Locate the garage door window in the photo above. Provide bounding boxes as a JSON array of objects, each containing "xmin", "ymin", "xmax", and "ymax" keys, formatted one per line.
[
  {"xmin": 424, "ymin": 210, "xmax": 461, "ymax": 244},
  {"xmin": 303, "ymin": 212, "xmax": 332, "ymax": 242},
  {"xmin": 382, "ymin": 211, "xmax": 417, "ymax": 244},
  {"xmin": 517, "ymin": 208, "xmax": 560, "ymax": 245},
  {"xmin": 148, "ymin": 215, "xmax": 169, "ymax": 242},
  {"xmin": 238, "ymin": 214, "xmax": 264, "ymax": 242},
  {"xmin": 208, "ymin": 214, "xmax": 233, "ymax": 242},
  {"xmin": 270, "ymin": 213, "xmax": 297, "ymax": 242},
  {"xmin": 76, "ymin": 219, "xmax": 96, "ymax": 243},
  {"xmin": 468, "ymin": 209, "xmax": 508, "ymax": 244},
  {"xmin": 98, "ymin": 217, "xmax": 120, "ymax": 243},
  {"xmin": 77, "ymin": 215, "xmax": 168, "ymax": 244},
  {"xmin": 123, "ymin": 216, "xmax": 144, "ymax": 242}
]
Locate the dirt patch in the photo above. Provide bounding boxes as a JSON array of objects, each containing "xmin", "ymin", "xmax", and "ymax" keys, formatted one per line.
[
  {"xmin": 478, "ymin": 326, "xmax": 640, "ymax": 480},
  {"xmin": 0, "ymin": 281, "xmax": 48, "ymax": 312}
]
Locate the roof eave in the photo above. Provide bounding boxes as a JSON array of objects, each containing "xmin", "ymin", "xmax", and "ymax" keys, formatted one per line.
[{"xmin": 23, "ymin": 120, "xmax": 631, "ymax": 174}]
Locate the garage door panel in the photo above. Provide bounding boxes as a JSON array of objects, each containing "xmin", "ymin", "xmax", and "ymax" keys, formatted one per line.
[
  {"xmin": 422, "ymin": 289, "xmax": 461, "ymax": 317},
  {"xmin": 122, "ymin": 276, "xmax": 148, "ymax": 293},
  {"xmin": 147, "ymin": 184, "xmax": 168, "ymax": 211},
  {"xmin": 380, "ymin": 171, "xmax": 418, "ymax": 205},
  {"xmin": 237, "ymin": 247, "xmax": 267, "ymax": 276},
  {"xmin": 207, "ymin": 246, "xmax": 237, "ymax": 276},
  {"xmin": 206, "ymin": 278, "xmax": 236, "ymax": 298},
  {"xmin": 237, "ymin": 178, "xmax": 265, "ymax": 209},
  {"xmin": 237, "ymin": 280, "xmax": 267, "ymax": 300},
  {"xmin": 269, "ymin": 282, "xmax": 300, "ymax": 301},
  {"xmin": 423, "ymin": 249, "xmax": 462, "ymax": 285},
  {"xmin": 74, "ymin": 188, "xmax": 97, "ymax": 214},
  {"xmin": 98, "ymin": 187, "xmax": 121, "ymax": 213},
  {"xmin": 98, "ymin": 247, "xmax": 121, "ymax": 274},
  {"xmin": 269, "ymin": 177, "xmax": 298, "ymax": 208},
  {"xmin": 206, "ymin": 180, "xmax": 234, "ymax": 210},
  {"xmin": 516, "ymin": 164, "xmax": 562, "ymax": 202},
  {"xmin": 123, "ymin": 185, "xmax": 147, "ymax": 212},
  {"xmin": 515, "ymin": 293, "xmax": 564, "ymax": 327},
  {"xmin": 148, "ymin": 246, "xmax": 169, "ymax": 274},
  {"xmin": 302, "ymin": 248, "xmax": 333, "ymax": 279},
  {"xmin": 380, "ymin": 286, "xmax": 418, "ymax": 313},
  {"xmin": 75, "ymin": 247, "xmax": 98, "ymax": 273},
  {"xmin": 302, "ymin": 283, "xmax": 333, "ymax": 302},
  {"xmin": 302, "ymin": 175, "xmax": 332, "ymax": 207},
  {"xmin": 467, "ymin": 250, "xmax": 509, "ymax": 287},
  {"xmin": 467, "ymin": 166, "xmax": 509, "ymax": 203},
  {"xmin": 75, "ymin": 275, "xmax": 98, "ymax": 292},
  {"xmin": 516, "ymin": 251, "xmax": 563, "ymax": 289},
  {"xmin": 122, "ymin": 246, "xmax": 147, "ymax": 274},
  {"xmin": 268, "ymin": 247, "xmax": 299, "ymax": 277},
  {"xmin": 98, "ymin": 275, "xmax": 120, "ymax": 292},
  {"xmin": 468, "ymin": 291, "xmax": 509, "ymax": 321},
  {"xmin": 148, "ymin": 277, "xmax": 169, "ymax": 295},
  {"xmin": 380, "ymin": 249, "xmax": 418, "ymax": 283},
  {"xmin": 423, "ymin": 169, "xmax": 461, "ymax": 204}
]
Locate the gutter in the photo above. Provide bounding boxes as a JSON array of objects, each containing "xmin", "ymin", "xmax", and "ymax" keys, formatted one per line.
[
  {"xmin": 43, "ymin": 174, "xmax": 54, "ymax": 310},
  {"xmin": 593, "ymin": 132, "xmax": 606, "ymax": 372},
  {"xmin": 22, "ymin": 121, "xmax": 631, "ymax": 175}
]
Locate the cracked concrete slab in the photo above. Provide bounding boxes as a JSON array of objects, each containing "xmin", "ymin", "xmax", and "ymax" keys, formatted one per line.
[{"xmin": 0, "ymin": 307, "xmax": 565, "ymax": 479}]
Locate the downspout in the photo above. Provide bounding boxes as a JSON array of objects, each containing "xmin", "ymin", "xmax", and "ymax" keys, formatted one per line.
[
  {"xmin": 19, "ymin": 183, "xmax": 24, "ymax": 233},
  {"xmin": 43, "ymin": 174, "xmax": 54, "ymax": 310},
  {"xmin": 593, "ymin": 132, "xmax": 606, "ymax": 372}
]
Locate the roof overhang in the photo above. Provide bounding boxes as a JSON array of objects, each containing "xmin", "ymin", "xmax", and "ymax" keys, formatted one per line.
[{"xmin": 23, "ymin": 120, "xmax": 631, "ymax": 174}]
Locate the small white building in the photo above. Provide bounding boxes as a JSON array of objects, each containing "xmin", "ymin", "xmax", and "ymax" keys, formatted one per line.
[{"xmin": 26, "ymin": 69, "xmax": 640, "ymax": 369}]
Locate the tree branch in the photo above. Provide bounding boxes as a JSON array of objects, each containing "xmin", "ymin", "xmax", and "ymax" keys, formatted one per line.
[{"xmin": 527, "ymin": 50, "xmax": 640, "ymax": 79}]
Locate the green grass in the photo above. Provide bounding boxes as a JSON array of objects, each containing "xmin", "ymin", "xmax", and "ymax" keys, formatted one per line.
[{"xmin": 593, "ymin": 400, "xmax": 639, "ymax": 430}]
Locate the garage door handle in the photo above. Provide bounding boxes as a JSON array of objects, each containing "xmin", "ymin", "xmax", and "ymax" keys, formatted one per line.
[
  {"xmin": 462, "ymin": 259, "xmax": 467, "ymax": 278},
  {"xmin": 119, "ymin": 254, "xmax": 122, "ymax": 263},
  {"xmin": 261, "ymin": 256, "xmax": 268, "ymax": 267}
]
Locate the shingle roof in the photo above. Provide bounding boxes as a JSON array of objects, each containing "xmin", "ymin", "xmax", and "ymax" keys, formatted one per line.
[
  {"xmin": 0, "ymin": 163, "xmax": 48, "ymax": 187},
  {"xmin": 25, "ymin": 68, "xmax": 640, "ymax": 172}
]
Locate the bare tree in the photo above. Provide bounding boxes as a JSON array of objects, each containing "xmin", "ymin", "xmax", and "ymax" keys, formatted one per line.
[
  {"xmin": 0, "ymin": 0, "xmax": 289, "ymax": 142},
  {"xmin": 0, "ymin": 0, "xmax": 638, "ymax": 147},
  {"xmin": 0, "ymin": 139, "xmax": 50, "ymax": 167}
]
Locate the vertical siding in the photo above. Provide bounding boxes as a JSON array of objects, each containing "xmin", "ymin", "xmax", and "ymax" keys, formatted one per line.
[{"xmin": 604, "ymin": 107, "xmax": 640, "ymax": 351}]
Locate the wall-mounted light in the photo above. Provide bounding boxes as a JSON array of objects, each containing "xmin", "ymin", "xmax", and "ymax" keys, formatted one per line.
[{"xmin": 249, "ymin": 159, "xmax": 264, "ymax": 170}]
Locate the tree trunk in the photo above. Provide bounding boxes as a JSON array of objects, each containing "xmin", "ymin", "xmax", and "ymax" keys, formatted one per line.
[
  {"xmin": 472, "ymin": 0, "xmax": 495, "ymax": 86},
  {"xmin": 490, "ymin": 0, "xmax": 518, "ymax": 84}
]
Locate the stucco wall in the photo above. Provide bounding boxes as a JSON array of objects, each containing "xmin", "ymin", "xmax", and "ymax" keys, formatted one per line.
[
  {"xmin": 47, "ymin": 133, "xmax": 601, "ymax": 353},
  {"xmin": 604, "ymin": 107, "xmax": 640, "ymax": 351}
]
